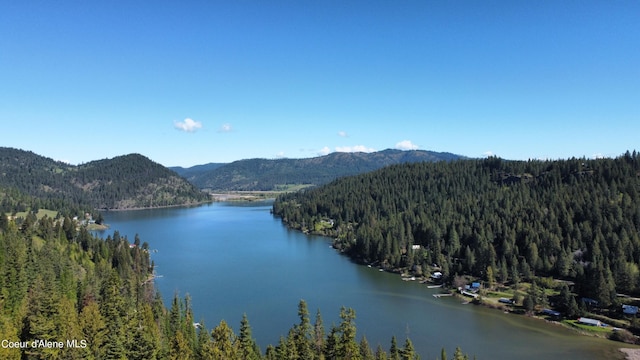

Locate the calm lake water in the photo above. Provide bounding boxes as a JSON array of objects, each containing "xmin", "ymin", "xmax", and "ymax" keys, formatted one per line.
[{"xmin": 99, "ymin": 202, "xmax": 626, "ymax": 360}]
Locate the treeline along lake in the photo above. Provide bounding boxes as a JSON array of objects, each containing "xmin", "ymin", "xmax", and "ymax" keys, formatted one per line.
[{"xmin": 97, "ymin": 202, "xmax": 625, "ymax": 360}]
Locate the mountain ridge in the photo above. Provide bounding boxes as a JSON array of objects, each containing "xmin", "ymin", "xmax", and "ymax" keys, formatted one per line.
[
  {"xmin": 0, "ymin": 147, "xmax": 209, "ymax": 211},
  {"xmin": 174, "ymin": 149, "xmax": 464, "ymax": 191}
]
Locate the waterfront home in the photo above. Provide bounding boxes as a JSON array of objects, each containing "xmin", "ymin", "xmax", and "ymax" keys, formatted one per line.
[{"xmin": 577, "ymin": 317, "xmax": 603, "ymax": 327}]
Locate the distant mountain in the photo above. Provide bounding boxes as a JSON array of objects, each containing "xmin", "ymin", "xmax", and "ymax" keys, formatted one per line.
[
  {"xmin": 0, "ymin": 147, "xmax": 209, "ymax": 210},
  {"xmin": 170, "ymin": 163, "xmax": 226, "ymax": 181},
  {"xmin": 187, "ymin": 149, "xmax": 464, "ymax": 191}
]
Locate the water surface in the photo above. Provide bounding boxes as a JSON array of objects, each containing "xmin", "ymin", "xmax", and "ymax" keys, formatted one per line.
[{"xmin": 99, "ymin": 202, "xmax": 627, "ymax": 360}]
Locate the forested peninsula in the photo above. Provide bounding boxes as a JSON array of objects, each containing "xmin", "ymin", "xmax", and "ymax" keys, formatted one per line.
[{"xmin": 273, "ymin": 152, "xmax": 640, "ymax": 328}]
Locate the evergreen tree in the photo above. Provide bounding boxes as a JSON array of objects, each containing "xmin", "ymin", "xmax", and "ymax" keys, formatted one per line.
[
  {"xmin": 375, "ymin": 345, "xmax": 388, "ymax": 360},
  {"xmin": 337, "ymin": 307, "xmax": 361, "ymax": 359},
  {"xmin": 211, "ymin": 320, "xmax": 238, "ymax": 360},
  {"xmin": 100, "ymin": 270, "xmax": 127, "ymax": 360},
  {"xmin": 238, "ymin": 313, "xmax": 260, "ymax": 360},
  {"xmin": 360, "ymin": 336, "xmax": 375, "ymax": 360},
  {"xmin": 313, "ymin": 309, "xmax": 326, "ymax": 357},
  {"xmin": 389, "ymin": 336, "xmax": 400, "ymax": 360},
  {"xmin": 401, "ymin": 338, "xmax": 417, "ymax": 360},
  {"xmin": 293, "ymin": 300, "xmax": 313, "ymax": 359},
  {"xmin": 453, "ymin": 347, "xmax": 468, "ymax": 360},
  {"xmin": 169, "ymin": 330, "xmax": 194, "ymax": 360}
]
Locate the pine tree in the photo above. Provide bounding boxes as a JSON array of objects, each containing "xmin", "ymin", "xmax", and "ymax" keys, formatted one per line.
[
  {"xmin": 100, "ymin": 270, "xmax": 127, "ymax": 360},
  {"xmin": 337, "ymin": 307, "xmax": 361, "ymax": 359},
  {"xmin": 375, "ymin": 344, "xmax": 388, "ymax": 360},
  {"xmin": 293, "ymin": 300, "xmax": 313, "ymax": 359},
  {"xmin": 401, "ymin": 338, "xmax": 417, "ymax": 360},
  {"xmin": 0, "ymin": 315, "xmax": 21, "ymax": 360},
  {"xmin": 389, "ymin": 336, "xmax": 400, "ymax": 360},
  {"xmin": 238, "ymin": 313, "xmax": 260, "ymax": 360},
  {"xmin": 197, "ymin": 322, "xmax": 216, "ymax": 360},
  {"xmin": 169, "ymin": 330, "xmax": 194, "ymax": 360},
  {"xmin": 80, "ymin": 299, "xmax": 107, "ymax": 359},
  {"xmin": 313, "ymin": 309, "xmax": 326, "ymax": 357},
  {"xmin": 360, "ymin": 336, "xmax": 375, "ymax": 360},
  {"xmin": 211, "ymin": 320, "xmax": 238, "ymax": 360},
  {"xmin": 324, "ymin": 325, "xmax": 339, "ymax": 360},
  {"xmin": 453, "ymin": 347, "xmax": 468, "ymax": 360}
]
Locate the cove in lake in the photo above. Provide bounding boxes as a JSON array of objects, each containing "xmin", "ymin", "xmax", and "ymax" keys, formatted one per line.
[{"xmin": 98, "ymin": 202, "xmax": 626, "ymax": 360}]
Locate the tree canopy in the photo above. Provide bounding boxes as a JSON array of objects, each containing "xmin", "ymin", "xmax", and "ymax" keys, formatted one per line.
[{"xmin": 274, "ymin": 151, "xmax": 640, "ymax": 304}]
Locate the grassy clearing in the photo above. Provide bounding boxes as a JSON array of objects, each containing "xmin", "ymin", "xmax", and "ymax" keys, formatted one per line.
[
  {"xmin": 563, "ymin": 320, "xmax": 615, "ymax": 334},
  {"xmin": 9, "ymin": 208, "xmax": 58, "ymax": 219},
  {"xmin": 273, "ymin": 184, "xmax": 315, "ymax": 192},
  {"xmin": 314, "ymin": 219, "xmax": 334, "ymax": 232}
]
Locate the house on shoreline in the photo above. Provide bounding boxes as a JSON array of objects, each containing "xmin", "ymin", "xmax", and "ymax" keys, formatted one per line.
[{"xmin": 577, "ymin": 317, "xmax": 604, "ymax": 327}]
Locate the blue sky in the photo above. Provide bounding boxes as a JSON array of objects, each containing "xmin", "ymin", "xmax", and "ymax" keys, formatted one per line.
[{"xmin": 1, "ymin": 1, "xmax": 638, "ymax": 167}]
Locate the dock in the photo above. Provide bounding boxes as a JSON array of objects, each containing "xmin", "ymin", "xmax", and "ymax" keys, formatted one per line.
[
  {"xmin": 433, "ymin": 293, "xmax": 453, "ymax": 298},
  {"xmin": 461, "ymin": 290, "xmax": 479, "ymax": 299}
]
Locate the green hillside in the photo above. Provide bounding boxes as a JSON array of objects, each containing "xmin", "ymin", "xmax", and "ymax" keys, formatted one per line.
[
  {"xmin": 185, "ymin": 149, "xmax": 463, "ymax": 191},
  {"xmin": 0, "ymin": 147, "xmax": 209, "ymax": 211},
  {"xmin": 273, "ymin": 151, "xmax": 640, "ymax": 308}
]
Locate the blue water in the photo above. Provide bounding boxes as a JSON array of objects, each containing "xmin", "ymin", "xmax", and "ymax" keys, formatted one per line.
[{"xmin": 97, "ymin": 202, "xmax": 625, "ymax": 360}]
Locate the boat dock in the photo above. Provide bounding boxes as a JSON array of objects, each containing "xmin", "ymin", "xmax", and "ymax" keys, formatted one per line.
[{"xmin": 433, "ymin": 293, "xmax": 453, "ymax": 298}]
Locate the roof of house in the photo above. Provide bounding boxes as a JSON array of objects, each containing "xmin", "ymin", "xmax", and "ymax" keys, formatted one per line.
[{"xmin": 578, "ymin": 317, "xmax": 601, "ymax": 326}]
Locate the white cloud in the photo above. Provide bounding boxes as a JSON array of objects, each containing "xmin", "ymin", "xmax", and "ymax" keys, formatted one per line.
[
  {"xmin": 335, "ymin": 145, "xmax": 376, "ymax": 153},
  {"xmin": 338, "ymin": 131, "xmax": 348, "ymax": 137},
  {"xmin": 219, "ymin": 123, "xmax": 233, "ymax": 133},
  {"xmin": 174, "ymin": 118, "xmax": 202, "ymax": 132},
  {"xmin": 276, "ymin": 151, "xmax": 286, "ymax": 158},
  {"xmin": 483, "ymin": 151, "xmax": 495, "ymax": 157},
  {"xmin": 395, "ymin": 140, "xmax": 419, "ymax": 151},
  {"xmin": 592, "ymin": 153, "xmax": 605, "ymax": 159},
  {"xmin": 318, "ymin": 146, "xmax": 331, "ymax": 156}
]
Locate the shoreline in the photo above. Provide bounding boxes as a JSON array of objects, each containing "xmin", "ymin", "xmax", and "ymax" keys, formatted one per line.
[
  {"xmin": 343, "ymin": 241, "xmax": 640, "ymax": 353},
  {"xmin": 96, "ymin": 200, "xmax": 213, "ymax": 212},
  {"xmin": 622, "ymin": 348, "xmax": 640, "ymax": 360}
]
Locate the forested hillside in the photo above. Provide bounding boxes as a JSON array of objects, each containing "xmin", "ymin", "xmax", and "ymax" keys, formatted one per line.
[
  {"xmin": 170, "ymin": 162, "xmax": 226, "ymax": 181},
  {"xmin": 0, "ymin": 147, "xmax": 209, "ymax": 211},
  {"xmin": 273, "ymin": 151, "xmax": 640, "ymax": 307},
  {"xmin": 0, "ymin": 211, "xmax": 464, "ymax": 359},
  {"xmin": 185, "ymin": 149, "xmax": 462, "ymax": 191}
]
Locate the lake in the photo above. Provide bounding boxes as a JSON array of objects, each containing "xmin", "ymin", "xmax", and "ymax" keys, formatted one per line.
[{"xmin": 98, "ymin": 202, "xmax": 626, "ymax": 360}]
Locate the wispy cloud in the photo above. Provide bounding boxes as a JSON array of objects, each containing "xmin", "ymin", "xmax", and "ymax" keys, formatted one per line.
[
  {"xmin": 174, "ymin": 118, "xmax": 202, "ymax": 133},
  {"xmin": 338, "ymin": 131, "xmax": 348, "ymax": 138},
  {"xmin": 318, "ymin": 146, "xmax": 331, "ymax": 156},
  {"xmin": 395, "ymin": 140, "xmax": 419, "ymax": 151},
  {"xmin": 219, "ymin": 123, "xmax": 233, "ymax": 133},
  {"xmin": 335, "ymin": 145, "xmax": 376, "ymax": 153}
]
